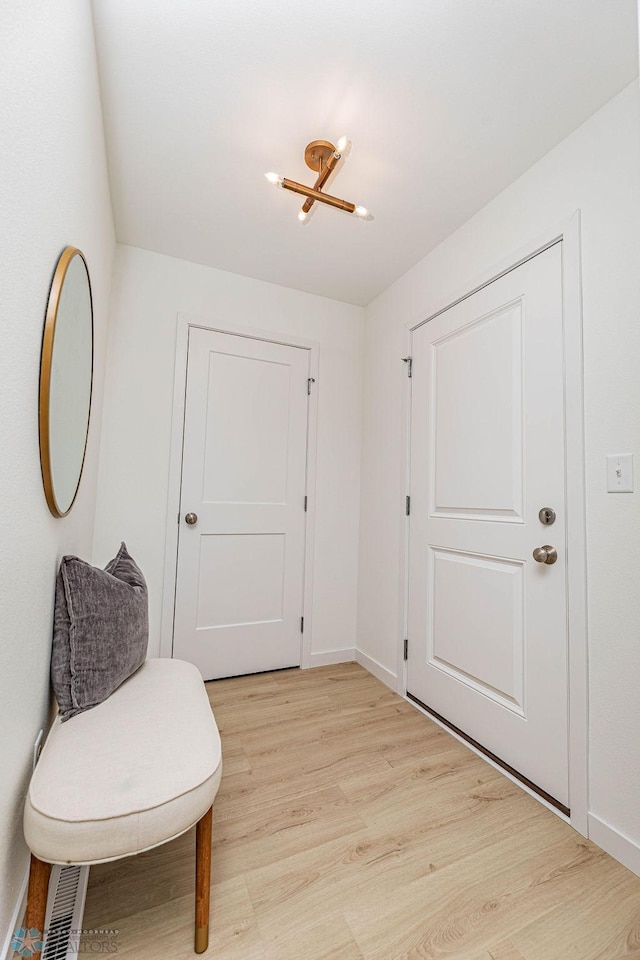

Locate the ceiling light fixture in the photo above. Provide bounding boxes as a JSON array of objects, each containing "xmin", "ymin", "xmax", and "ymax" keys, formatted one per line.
[{"xmin": 265, "ymin": 138, "xmax": 373, "ymax": 223}]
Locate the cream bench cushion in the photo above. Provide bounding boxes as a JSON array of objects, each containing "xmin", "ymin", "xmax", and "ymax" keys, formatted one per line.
[{"xmin": 24, "ymin": 658, "xmax": 222, "ymax": 865}]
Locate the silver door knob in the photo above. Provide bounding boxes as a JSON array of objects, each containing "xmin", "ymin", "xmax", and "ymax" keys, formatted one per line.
[
  {"xmin": 533, "ymin": 545, "xmax": 557, "ymax": 565},
  {"xmin": 185, "ymin": 512, "xmax": 198, "ymax": 526}
]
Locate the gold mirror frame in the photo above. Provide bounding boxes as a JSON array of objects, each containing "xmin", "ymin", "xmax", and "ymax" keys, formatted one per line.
[{"xmin": 39, "ymin": 246, "xmax": 94, "ymax": 518}]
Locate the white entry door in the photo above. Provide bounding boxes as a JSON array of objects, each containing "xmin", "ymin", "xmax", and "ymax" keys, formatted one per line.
[
  {"xmin": 173, "ymin": 327, "xmax": 310, "ymax": 680},
  {"xmin": 407, "ymin": 243, "xmax": 569, "ymax": 809}
]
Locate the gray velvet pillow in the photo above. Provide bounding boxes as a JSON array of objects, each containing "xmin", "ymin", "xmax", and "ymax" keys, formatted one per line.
[{"xmin": 51, "ymin": 542, "xmax": 149, "ymax": 720}]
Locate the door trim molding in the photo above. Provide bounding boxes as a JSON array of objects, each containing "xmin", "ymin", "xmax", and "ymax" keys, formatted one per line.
[
  {"xmin": 160, "ymin": 313, "xmax": 320, "ymax": 670},
  {"xmin": 400, "ymin": 211, "xmax": 588, "ymax": 836}
]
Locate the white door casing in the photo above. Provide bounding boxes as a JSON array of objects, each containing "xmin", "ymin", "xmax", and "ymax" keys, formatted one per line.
[
  {"xmin": 173, "ymin": 327, "xmax": 310, "ymax": 680},
  {"xmin": 407, "ymin": 242, "xmax": 570, "ymax": 808}
]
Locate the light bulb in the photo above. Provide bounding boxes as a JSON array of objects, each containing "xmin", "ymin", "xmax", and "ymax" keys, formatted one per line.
[
  {"xmin": 298, "ymin": 203, "xmax": 318, "ymax": 224},
  {"xmin": 335, "ymin": 135, "xmax": 351, "ymax": 157},
  {"xmin": 265, "ymin": 171, "xmax": 284, "ymax": 187},
  {"xmin": 354, "ymin": 205, "xmax": 373, "ymax": 220}
]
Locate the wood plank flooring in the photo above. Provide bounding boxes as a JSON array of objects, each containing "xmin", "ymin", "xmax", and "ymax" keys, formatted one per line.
[{"xmin": 82, "ymin": 663, "xmax": 640, "ymax": 959}]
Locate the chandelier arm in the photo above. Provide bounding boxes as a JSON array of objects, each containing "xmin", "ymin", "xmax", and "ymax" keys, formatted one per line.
[
  {"xmin": 301, "ymin": 150, "xmax": 342, "ymax": 214},
  {"xmin": 282, "ymin": 178, "xmax": 356, "ymax": 213}
]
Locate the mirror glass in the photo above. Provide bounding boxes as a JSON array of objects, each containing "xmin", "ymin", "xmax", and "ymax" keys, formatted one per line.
[{"xmin": 40, "ymin": 247, "xmax": 93, "ymax": 517}]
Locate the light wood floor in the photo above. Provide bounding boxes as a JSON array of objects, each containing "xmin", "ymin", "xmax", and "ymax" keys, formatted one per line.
[{"xmin": 83, "ymin": 663, "xmax": 640, "ymax": 959}]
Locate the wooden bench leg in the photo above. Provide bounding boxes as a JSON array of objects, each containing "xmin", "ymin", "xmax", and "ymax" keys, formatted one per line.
[
  {"xmin": 25, "ymin": 854, "xmax": 51, "ymax": 960},
  {"xmin": 195, "ymin": 805, "xmax": 212, "ymax": 954}
]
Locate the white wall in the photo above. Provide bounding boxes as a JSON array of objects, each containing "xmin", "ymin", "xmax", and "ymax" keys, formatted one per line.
[
  {"xmin": 357, "ymin": 82, "xmax": 640, "ymax": 859},
  {"xmin": 0, "ymin": 1, "xmax": 115, "ymax": 944},
  {"xmin": 93, "ymin": 246, "xmax": 364, "ymax": 662}
]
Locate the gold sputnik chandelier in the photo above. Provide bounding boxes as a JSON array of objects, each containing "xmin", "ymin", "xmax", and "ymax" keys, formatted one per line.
[{"xmin": 265, "ymin": 137, "xmax": 373, "ymax": 223}]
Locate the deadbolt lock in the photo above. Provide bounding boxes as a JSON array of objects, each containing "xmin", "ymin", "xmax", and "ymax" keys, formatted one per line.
[
  {"xmin": 185, "ymin": 512, "xmax": 198, "ymax": 526},
  {"xmin": 538, "ymin": 507, "xmax": 556, "ymax": 526}
]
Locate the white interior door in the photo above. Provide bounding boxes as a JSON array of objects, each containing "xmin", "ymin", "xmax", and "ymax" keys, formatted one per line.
[
  {"xmin": 173, "ymin": 327, "xmax": 310, "ymax": 680},
  {"xmin": 407, "ymin": 243, "xmax": 569, "ymax": 809}
]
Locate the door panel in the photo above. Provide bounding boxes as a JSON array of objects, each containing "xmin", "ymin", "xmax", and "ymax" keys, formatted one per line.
[
  {"xmin": 429, "ymin": 547, "xmax": 525, "ymax": 714},
  {"xmin": 173, "ymin": 327, "xmax": 309, "ymax": 680},
  {"xmin": 202, "ymin": 351, "xmax": 292, "ymax": 504},
  {"xmin": 432, "ymin": 301, "xmax": 523, "ymax": 520},
  {"xmin": 195, "ymin": 533, "xmax": 286, "ymax": 628},
  {"xmin": 407, "ymin": 243, "xmax": 569, "ymax": 807}
]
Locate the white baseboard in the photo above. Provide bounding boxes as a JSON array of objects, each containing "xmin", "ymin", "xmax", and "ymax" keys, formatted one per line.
[
  {"xmin": 1, "ymin": 863, "xmax": 28, "ymax": 960},
  {"xmin": 355, "ymin": 649, "xmax": 397, "ymax": 691},
  {"xmin": 307, "ymin": 648, "xmax": 355, "ymax": 668},
  {"xmin": 588, "ymin": 813, "xmax": 640, "ymax": 878}
]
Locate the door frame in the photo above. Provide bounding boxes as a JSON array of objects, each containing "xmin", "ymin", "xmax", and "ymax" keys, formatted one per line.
[
  {"xmin": 398, "ymin": 211, "xmax": 588, "ymax": 835},
  {"xmin": 159, "ymin": 312, "xmax": 320, "ymax": 670}
]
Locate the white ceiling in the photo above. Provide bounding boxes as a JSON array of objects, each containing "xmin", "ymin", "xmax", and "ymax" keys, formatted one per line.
[{"xmin": 91, "ymin": 0, "xmax": 638, "ymax": 306}]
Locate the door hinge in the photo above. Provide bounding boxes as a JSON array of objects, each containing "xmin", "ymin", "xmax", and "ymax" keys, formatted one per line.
[
  {"xmin": 402, "ymin": 356, "xmax": 412, "ymax": 378},
  {"xmin": 300, "ymin": 616, "xmax": 304, "ymax": 633},
  {"xmin": 307, "ymin": 377, "xmax": 315, "ymax": 395},
  {"xmin": 304, "ymin": 495, "xmax": 308, "ymax": 512},
  {"xmin": 405, "ymin": 495, "xmax": 411, "ymax": 516},
  {"xmin": 404, "ymin": 637, "xmax": 408, "ymax": 661}
]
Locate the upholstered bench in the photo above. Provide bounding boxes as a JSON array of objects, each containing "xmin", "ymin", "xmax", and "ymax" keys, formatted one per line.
[{"xmin": 23, "ymin": 658, "xmax": 222, "ymax": 957}]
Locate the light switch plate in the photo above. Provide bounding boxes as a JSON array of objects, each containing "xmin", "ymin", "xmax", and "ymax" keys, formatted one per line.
[{"xmin": 606, "ymin": 453, "xmax": 633, "ymax": 493}]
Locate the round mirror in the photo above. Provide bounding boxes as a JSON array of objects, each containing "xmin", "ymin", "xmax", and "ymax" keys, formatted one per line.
[{"xmin": 39, "ymin": 247, "xmax": 94, "ymax": 517}]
